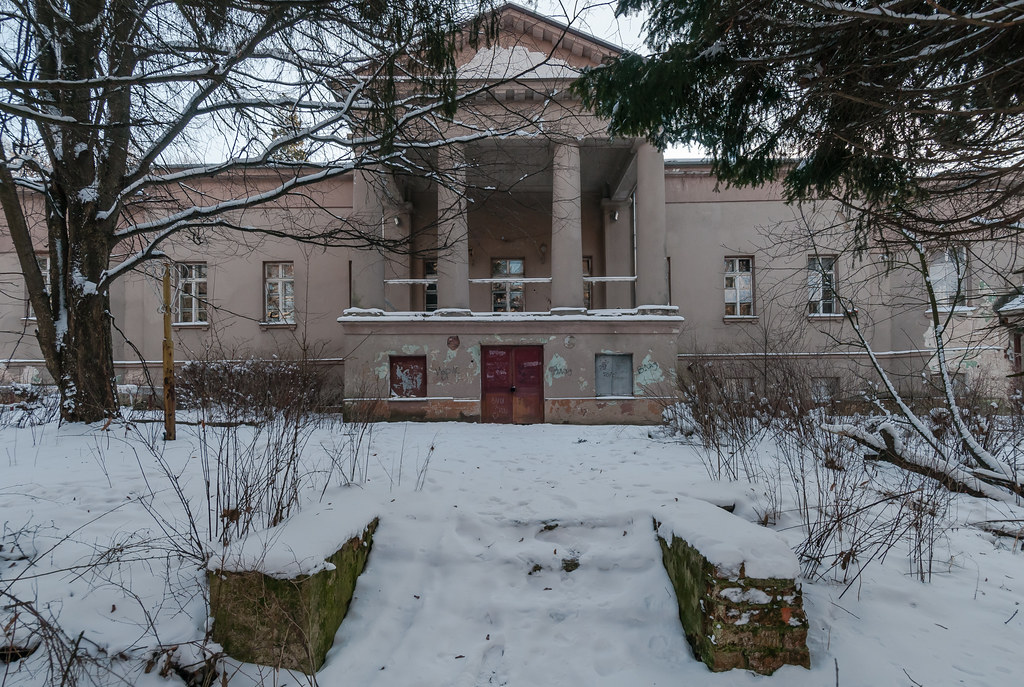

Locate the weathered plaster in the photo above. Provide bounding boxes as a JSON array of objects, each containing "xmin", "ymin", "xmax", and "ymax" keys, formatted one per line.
[
  {"xmin": 635, "ymin": 353, "xmax": 666, "ymax": 389},
  {"xmin": 546, "ymin": 353, "xmax": 572, "ymax": 386}
]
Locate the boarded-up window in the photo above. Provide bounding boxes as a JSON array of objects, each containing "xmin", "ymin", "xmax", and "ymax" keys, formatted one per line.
[
  {"xmin": 595, "ymin": 354, "xmax": 633, "ymax": 397},
  {"xmin": 390, "ymin": 356, "xmax": 427, "ymax": 397}
]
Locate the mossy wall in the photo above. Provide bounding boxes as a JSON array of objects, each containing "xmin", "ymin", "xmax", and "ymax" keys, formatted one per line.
[
  {"xmin": 208, "ymin": 518, "xmax": 378, "ymax": 673},
  {"xmin": 658, "ymin": 530, "xmax": 810, "ymax": 675}
]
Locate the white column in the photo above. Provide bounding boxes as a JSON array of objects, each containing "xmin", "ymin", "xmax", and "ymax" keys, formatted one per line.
[
  {"xmin": 550, "ymin": 143, "xmax": 584, "ymax": 310},
  {"xmin": 350, "ymin": 168, "xmax": 385, "ymax": 310},
  {"xmin": 634, "ymin": 142, "xmax": 669, "ymax": 305},
  {"xmin": 436, "ymin": 146, "xmax": 470, "ymax": 310}
]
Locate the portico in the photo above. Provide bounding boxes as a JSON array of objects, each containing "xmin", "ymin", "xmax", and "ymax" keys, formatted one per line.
[
  {"xmin": 336, "ymin": 4, "xmax": 682, "ymax": 423},
  {"xmin": 339, "ymin": 139, "xmax": 683, "ymax": 424},
  {"xmin": 348, "ymin": 138, "xmax": 672, "ymax": 316}
]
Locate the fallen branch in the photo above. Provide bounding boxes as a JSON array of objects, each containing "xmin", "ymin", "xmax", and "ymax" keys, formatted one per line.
[
  {"xmin": 823, "ymin": 423, "xmax": 1020, "ymax": 503},
  {"xmin": 969, "ymin": 520, "xmax": 1024, "ymax": 540}
]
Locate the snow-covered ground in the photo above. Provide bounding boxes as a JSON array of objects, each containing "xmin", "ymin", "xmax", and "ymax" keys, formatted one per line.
[{"xmin": 1, "ymin": 419, "xmax": 1022, "ymax": 686}]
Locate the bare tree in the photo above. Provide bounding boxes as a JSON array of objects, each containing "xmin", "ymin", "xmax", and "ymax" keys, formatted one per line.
[
  {"xmin": 763, "ymin": 209, "xmax": 1024, "ymax": 502},
  {"xmin": 0, "ymin": 0, "xmax": 578, "ymax": 421}
]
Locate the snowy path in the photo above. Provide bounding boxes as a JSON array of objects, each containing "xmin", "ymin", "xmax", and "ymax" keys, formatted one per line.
[{"xmin": 330, "ymin": 503, "xmax": 692, "ymax": 686}]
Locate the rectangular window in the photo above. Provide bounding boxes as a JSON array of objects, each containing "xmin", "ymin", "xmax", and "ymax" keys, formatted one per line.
[
  {"xmin": 929, "ymin": 247, "xmax": 967, "ymax": 306},
  {"xmin": 595, "ymin": 353, "xmax": 633, "ymax": 396},
  {"xmin": 491, "ymin": 258, "xmax": 524, "ymax": 312},
  {"xmin": 724, "ymin": 377, "xmax": 754, "ymax": 402},
  {"xmin": 582, "ymin": 256, "xmax": 593, "ymax": 310},
  {"xmin": 424, "ymin": 259, "xmax": 438, "ymax": 312},
  {"xmin": 175, "ymin": 262, "xmax": 208, "ymax": 324},
  {"xmin": 390, "ymin": 356, "xmax": 427, "ymax": 397},
  {"xmin": 264, "ymin": 261, "xmax": 295, "ymax": 324},
  {"xmin": 724, "ymin": 257, "xmax": 754, "ymax": 316},
  {"xmin": 930, "ymin": 371, "xmax": 968, "ymax": 396},
  {"xmin": 807, "ymin": 256, "xmax": 837, "ymax": 315},
  {"xmin": 810, "ymin": 376, "xmax": 840, "ymax": 404},
  {"xmin": 26, "ymin": 255, "xmax": 49, "ymax": 319}
]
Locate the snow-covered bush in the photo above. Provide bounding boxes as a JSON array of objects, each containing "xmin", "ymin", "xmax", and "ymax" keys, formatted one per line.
[
  {"xmin": 0, "ymin": 384, "xmax": 61, "ymax": 429},
  {"xmin": 671, "ymin": 353, "xmax": 963, "ymax": 584},
  {"xmin": 177, "ymin": 355, "xmax": 338, "ymax": 425},
  {"xmin": 145, "ymin": 354, "xmax": 342, "ymax": 546}
]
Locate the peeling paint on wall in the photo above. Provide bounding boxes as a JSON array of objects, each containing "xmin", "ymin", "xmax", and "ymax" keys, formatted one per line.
[
  {"xmin": 635, "ymin": 354, "xmax": 665, "ymax": 388},
  {"xmin": 546, "ymin": 353, "xmax": 572, "ymax": 386},
  {"xmin": 372, "ymin": 352, "xmax": 391, "ymax": 381}
]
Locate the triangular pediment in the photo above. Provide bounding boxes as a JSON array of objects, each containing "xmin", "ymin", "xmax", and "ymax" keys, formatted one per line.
[{"xmin": 454, "ymin": 3, "xmax": 622, "ymax": 81}]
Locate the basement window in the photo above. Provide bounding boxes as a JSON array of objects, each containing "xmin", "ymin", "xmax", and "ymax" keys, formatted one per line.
[
  {"xmin": 595, "ymin": 354, "xmax": 633, "ymax": 397},
  {"xmin": 390, "ymin": 356, "xmax": 427, "ymax": 398}
]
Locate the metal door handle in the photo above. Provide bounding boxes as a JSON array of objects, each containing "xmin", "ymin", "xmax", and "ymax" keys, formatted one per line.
[{"xmin": 510, "ymin": 385, "xmax": 516, "ymax": 392}]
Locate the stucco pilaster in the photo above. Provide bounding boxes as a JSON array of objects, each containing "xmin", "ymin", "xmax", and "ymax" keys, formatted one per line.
[
  {"xmin": 602, "ymin": 198, "xmax": 633, "ymax": 309},
  {"xmin": 350, "ymin": 168, "xmax": 385, "ymax": 309},
  {"xmin": 383, "ymin": 203, "xmax": 414, "ymax": 310},
  {"xmin": 635, "ymin": 143, "xmax": 669, "ymax": 305}
]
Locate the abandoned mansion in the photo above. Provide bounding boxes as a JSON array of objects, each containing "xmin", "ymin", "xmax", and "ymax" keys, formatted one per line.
[{"xmin": 2, "ymin": 4, "xmax": 1022, "ymax": 424}]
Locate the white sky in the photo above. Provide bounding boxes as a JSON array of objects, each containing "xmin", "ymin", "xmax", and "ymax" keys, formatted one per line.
[{"xmin": 161, "ymin": 1, "xmax": 703, "ymax": 165}]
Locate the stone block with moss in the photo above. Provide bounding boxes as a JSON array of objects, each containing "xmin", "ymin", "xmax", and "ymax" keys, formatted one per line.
[
  {"xmin": 208, "ymin": 517, "xmax": 378, "ymax": 674},
  {"xmin": 654, "ymin": 499, "xmax": 809, "ymax": 675}
]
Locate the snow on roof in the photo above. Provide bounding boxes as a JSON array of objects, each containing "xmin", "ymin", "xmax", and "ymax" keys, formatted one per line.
[{"xmin": 998, "ymin": 293, "xmax": 1024, "ymax": 314}]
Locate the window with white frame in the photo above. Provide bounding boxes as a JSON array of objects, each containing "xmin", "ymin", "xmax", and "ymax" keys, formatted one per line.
[
  {"xmin": 807, "ymin": 256, "xmax": 837, "ymax": 315},
  {"xmin": 491, "ymin": 258, "xmax": 524, "ymax": 312},
  {"xmin": 724, "ymin": 257, "xmax": 754, "ymax": 316},
  {"xmin": 264, "ymin": 262, "xmax": 295, "ymax": 324},
  {"xmin": 175, "ymin": 263, "xmax": 208, "ymax": 324},
  {"xmin": 26, "ymin": 254, "xmax": 49, "ymax": 319},
  {"xmin": 928, "ymin": 247, "xmax": 967, "ymax": 307},
  {"xmin": 595, "ymin": 353, "xmax": 633, "ymax": 396}
]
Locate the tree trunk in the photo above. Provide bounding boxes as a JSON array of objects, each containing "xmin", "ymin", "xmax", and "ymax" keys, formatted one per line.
[
  {"xmin": 36, "ymin": 204, "xmax": 119, "ymax": 423},
  {"xmin": 57, "ymin": 290, "xmax": 117, "ymax": 423}
]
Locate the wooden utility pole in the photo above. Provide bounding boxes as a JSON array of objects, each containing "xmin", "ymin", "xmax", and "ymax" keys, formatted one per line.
[{"xmin": 162, "ymin": 264, "xmax": 176, "ymax": 440}]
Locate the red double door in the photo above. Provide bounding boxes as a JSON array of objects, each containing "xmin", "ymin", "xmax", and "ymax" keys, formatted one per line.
[{"xmin": 481, "ymin": 346, "xmax": 544, "ymax": 424}]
